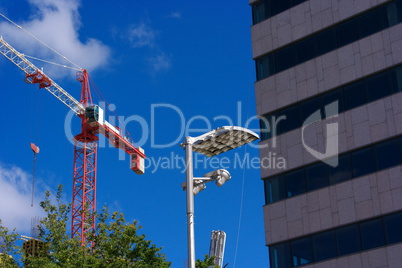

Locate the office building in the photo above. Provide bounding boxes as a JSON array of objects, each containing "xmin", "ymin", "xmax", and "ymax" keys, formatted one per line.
[{"xmin": 249, "ymin": 0, "xmax": 402, "ymax": 267}]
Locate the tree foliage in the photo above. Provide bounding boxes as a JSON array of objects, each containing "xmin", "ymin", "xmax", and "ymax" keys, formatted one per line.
[
  {"xmin": 195, "ymin": 255, "xmax": 220, "ymax": 268},
  {"xmin": 0, "ymin": 185, "xmax": 171, "ymax": 267},
  {"xmin": 0, "ymin": 185, "xmax": 217, "ymax": 267},
  {"xmin": 0, "ymin": 221, "xmax": 20, "ymax": 268}
]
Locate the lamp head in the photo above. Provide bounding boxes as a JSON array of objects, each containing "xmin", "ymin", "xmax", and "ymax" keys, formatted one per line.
[
  {"xmin": 204, "ymin": 169, "xmax": 231, "ymax": 187},
  {"xmin": 181, "ymin": 180, "xmax": 207, "ymax": 195},
  {"xmin": 182, "ymin": 126, "xmax": 259, "ymax": 157}
]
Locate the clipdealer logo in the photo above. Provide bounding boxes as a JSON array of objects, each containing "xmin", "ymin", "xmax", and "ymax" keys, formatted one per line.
[
  {"xmin": 62, "ymin": 100, "xmax": 339, "ymax": 172},
  {"xmin": 261, "ymin": 100, "xmax": 339, "ymax": 169},
  {"xmin": 302, "ymin": 101, "xmax": 339, "ymax": 167}
]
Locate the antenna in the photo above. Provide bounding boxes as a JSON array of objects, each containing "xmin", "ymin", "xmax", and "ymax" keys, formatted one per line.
[{"xmin": 209, "ymin": 230, "xmax": 226, "ymax": 268}]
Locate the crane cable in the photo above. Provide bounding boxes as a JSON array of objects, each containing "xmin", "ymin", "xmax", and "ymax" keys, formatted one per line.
[
  {"xmin": 89, "ymin": 76, "xmax": 136, "ymax": 142},
  {"xmin": 30, "ymin": 143, "xmax": 40, "ymax": 207},
  {"xmin": 0, "ymin": 12, "xmax": 82, "ymax": 70},
  {"xmin": 0, "ymin": 13, "xmax": 132, "ymax": 139},
  {"xmin": 24, "ymin": 55, "xmax": 81, "ymax": 71},
  {"xmin": 31, "ymin": 151, "xmax": 37, "ymax": 207}
]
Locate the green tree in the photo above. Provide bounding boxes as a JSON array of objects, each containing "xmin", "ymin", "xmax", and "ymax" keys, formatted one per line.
[
  {"xmin": 91, "ymin": 207, "xmax": 170, "ymax": 267},
  {"xmin": 195, "ymin": 255, "xmax": 220, "ymax": 268},
  {"xmin": 0, "ymin": 185, "xmax": 218, "ymax": 267},
  {"xmin": 0, "ymin": 221, "xmax": 20, "ymax": 268},
  {"xmin": 0, "ymin": 185, "xmax": 171, "ymax": 267},
  {"xmin": 27, "ymin": 185, "xmax": 171, "ymax": 267}
]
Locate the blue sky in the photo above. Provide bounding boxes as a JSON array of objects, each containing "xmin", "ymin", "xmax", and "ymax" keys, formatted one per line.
[{"xmin": 0, "ymin": 0, "xmax": 268, "ymax": 267}]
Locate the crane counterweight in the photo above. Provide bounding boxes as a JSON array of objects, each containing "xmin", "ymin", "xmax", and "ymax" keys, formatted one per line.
[{"xmin": 26, "ymin": 70, "xmax": 52, "ymax": 88}]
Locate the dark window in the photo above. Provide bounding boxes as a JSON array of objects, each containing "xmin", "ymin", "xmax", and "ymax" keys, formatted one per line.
[
  {"xmin": 336, "ymin": 224, "xmax": 361, "ymax": 256},
  {"xmin": 270, "ymin": 112, "xmax": 281, "ymax": 136},
  {"xmin": 398, "ymin": 137, "xmax": 402, "ymax": 161},
  {"xmin": 252, "ymin": 0, "xmax": 309, "ymax": 25},
  {"xmin": 295, "ymin": 38, "xmax": 316, "ymax": 64},
  {"xmin": 291, "ymin": 0, "xmax": 305, "ymax": 5},
  {"xmin": 385, "ymin": 3, "xmax": 397, "ymax": 26},
  {"xmin": 343, "ymin": 81, "xmax": 367, "ymax": 110},
  {"xmin": 385, "ymin": 1, "xmax": 402, "ymax": 26},
  {"xmin": 255, "ymin": 0, "xmax": 402, "ymax": 80},
  {"xmin": 323, "ymin": 89, "xmax": 344, "ymax": 116},
  {"xmin": 384, "ymin": 212, "xmax": 402, "ymax": 244},
  {"xmin": 313, "ymin": 231, "xmax": 337, "ymax": 262},
  {"xmin": 365, "ymin": 72, "xmax": 391, "ymax": 102},
  {"xmin": 300, "ymin": 97, "xmax": 323, "ymax": 122},
  {"xmin": 336, "ymin": 20, "xmax": 359, "ymax": 48},
  {"xmin": 329, "ymin": 154, "xmax": 352, "ymax": 184},
  {"xmin": 360, "ymin": 218, "xmax": 386, "ymax": 250},
  {"xmin": 253, "ymin": 1, "xmax": 270, "ymax": 25},
  {"xmin": 400, "ymin": 137, "xmax": 402, "ymax": 161},
  {"xmin": 316, "ymin": 29, "xmax": 337, "ymax": 56},
  {"xmin": 265, "ymin": 176, "xmax": 286, "ymax": 204},
  {"xmin": 306, "ymin": 162, "xmax": 329, "ymax": 191},
  {"xmin": 374, "ymin": 139, "xmax": 401, "ymax": 170},
  {"xmin": 291, "ymin": 237, "xmax": 313, "ymax": 267},
  {"xmin": 270, "ymin": 211, "xmax": 402, "ymax": 267},
  {"xmin": 275, "ymin": 46, "xmax": 296, "ymax": 73},
  {"xmin": 397, "ymin": 0, "xmax": 402, "ymax": 22},
  {"xmin": 263, "ymin": 135, "xmax": 402, "ymax": 204},
  {"xmin": 277, "ymin": 105, "xmax": 301, "ymax": 133},
  {"xmin": 351, "ymin": 147, "xmax": 376, "ymax": 178},
  {"xmin": 260, "ymin": 116, "xmax": 272, "ymax": 140},
  {"xmin": 358, "ymin": 9, "xmax": 384, "ymax": 38},
  {"xmin": 269, "ymin": 242, "xmax": 292, "ymax": 268},
  {"xmin": 260, "ymin": 65, "xmax": 402, "ymax": 140},
  {"xmin": 271, "ymin": 0, "xmax": 290, "ymax": 16},
  {"xmin": 390, "ymin": 66, "xmax": 402, "ymax": 93},
  {"xmin": 256, "ymin": 55, "xmax": 275, "ymax": 81},
  {"xmin": 285, "ymin": 169, "xmax": 306, "ymax": 197},
  {"xmin": 271, "ymin": 112, "xmax": 287, "ymax": 137}
]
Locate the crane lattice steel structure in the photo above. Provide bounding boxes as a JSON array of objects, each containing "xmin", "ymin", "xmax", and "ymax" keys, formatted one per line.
[{"xmin": 0, "ymin": 36, "xmax": 146, "ymax": 245}]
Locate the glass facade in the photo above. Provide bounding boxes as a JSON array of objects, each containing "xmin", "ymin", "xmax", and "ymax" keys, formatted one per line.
[
  {"xmin": 269, "ymin": 211, "xmax": 402, "ymax": 268},
  {"xmin": 256, "ymin": 0, "xmax": 402, "ymax": 267},
  {"xmin": 264, "ymin": 136, "xmax": 402, "ymax": 205},
  {"xmin": 251, "ymin": 0, "xmax": 308, "ymax": 25},
  {"xmin": 259, "ymin": 65, "xmax": 402, "ymax": 141},
  {"xmin": 255, "ymin": 0, "xmax": 402, "ymax": 81}
]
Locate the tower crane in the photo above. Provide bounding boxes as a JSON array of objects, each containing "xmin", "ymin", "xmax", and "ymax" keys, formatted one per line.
[{"xmin": 0, "ymin": 36, "xmax": 146, "ymax": 245}]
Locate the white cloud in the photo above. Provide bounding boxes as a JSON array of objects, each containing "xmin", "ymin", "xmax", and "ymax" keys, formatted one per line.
[
  {"xmin": 168, "ymin": 12, "xmax": 182, "ymax": 19},
  {"xmin": 127, "ymin": 22, "xmax": 157, "ymax": 48},
  {"xmin": 125, "ymin": 19, "xmax": 172, "ymax": 73},
  {"xmin": 0, "ymin": 163, "xmax": 47, "ymax": 234},
  {"xmin": 0, "ymin": 0, "xmax": 110, "ymax": 78},
  {"xmin": 149, "ymin": 52, "xmax": 172, "ymax": 72}
]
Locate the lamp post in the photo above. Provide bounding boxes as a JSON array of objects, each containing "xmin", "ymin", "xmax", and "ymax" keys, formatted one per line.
[{"xmin": 181, "ymin": 126, "xmax": 259, "ymax": 268}]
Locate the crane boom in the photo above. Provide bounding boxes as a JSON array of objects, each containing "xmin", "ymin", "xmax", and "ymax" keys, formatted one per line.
[
  {"xmin": 0, "ymin": 36, "xmax": 145, "ymax": 160},
  {"xmin": 0, "ymin": 36, "xmax": 84, "ymax": 114},
  {"xmin": 0, "ymin": 35, "xmax": 146, "ymax": 246}
]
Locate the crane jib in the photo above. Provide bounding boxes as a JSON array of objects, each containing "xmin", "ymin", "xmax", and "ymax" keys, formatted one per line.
[
  {"xmin": 0, "ymin": 36, "xmax": 84, "ymax": 115},
  {"xmin": 0, "ymin": 36, "xmax": 146, "ymax": 171},
  {"xmin": 0, "ymin": 25, "xmax": 146, "ymax": 247}
]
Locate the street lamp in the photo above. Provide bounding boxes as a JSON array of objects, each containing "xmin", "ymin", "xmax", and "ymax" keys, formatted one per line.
[{"xmin": 181, "ymin": 126, "xmax": 259, "ymax": 268}]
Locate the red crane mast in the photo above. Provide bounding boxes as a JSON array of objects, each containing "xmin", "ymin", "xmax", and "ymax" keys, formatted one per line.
[
  {"xmin": 72, "ymin": 70, "xmax": 98, "ymax": 244},
  {"xmin": 0, "ymin": 37, "xmax": 146, "ymax": 245}
]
